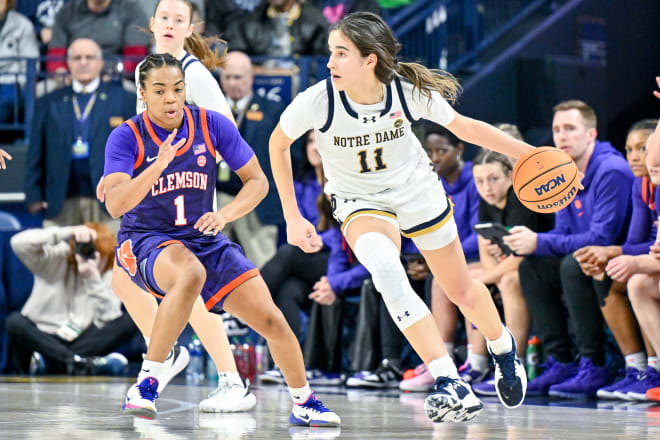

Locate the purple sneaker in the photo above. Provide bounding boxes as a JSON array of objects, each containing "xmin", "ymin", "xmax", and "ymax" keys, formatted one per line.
[
  {"xmin": 615, "ymin": 367, "xmax": 660, "ymax": 401},
  {"xmin": 471, "ymin": 374, "xmax": 497, "ymax": 396},
  {"xmin": 526, "ymin": 356, "xmax": 578, "ymax": 396},
  {"xmin": 548, "ymin": 358, "xmax": 610, "ymax": 398},
  {"xmin": 458, "ymin": 361, "xmax": 490, "ymax": 384},
  {"xmin": 596, "ymin": 367, "xmax": 640, "ymax": 399}
]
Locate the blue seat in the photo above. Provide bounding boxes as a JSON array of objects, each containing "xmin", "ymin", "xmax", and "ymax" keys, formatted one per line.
[{"xmin": 0, "ymin": 211, "xmax": 20, "ymax": 231}]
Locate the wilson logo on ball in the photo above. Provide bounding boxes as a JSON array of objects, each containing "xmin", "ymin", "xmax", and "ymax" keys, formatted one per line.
[{"xmin": 534, "ymin": 173, "xmax": 566, "ymax": 196}]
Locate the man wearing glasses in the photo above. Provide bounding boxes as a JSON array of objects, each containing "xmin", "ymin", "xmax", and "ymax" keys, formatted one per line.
[{"xmin": 25, "ymin": 38, "xmax": 134, "ymax": 227}]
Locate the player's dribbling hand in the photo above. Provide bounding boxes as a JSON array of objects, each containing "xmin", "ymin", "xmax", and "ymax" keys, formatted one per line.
[
  {"xmin": 0, "ymin": 148, "xmax": 11, "ymax": 170},
  {"xmin": 195, "ymin": 211, "xmax": 228, "ymax": 236},
  {"xmin": 287, "ymin": 216, "xmax": 322, "ymax": 253},
  {"xmin": 156, "ymin": 128, "xmax": 186, "ymax": 170}
]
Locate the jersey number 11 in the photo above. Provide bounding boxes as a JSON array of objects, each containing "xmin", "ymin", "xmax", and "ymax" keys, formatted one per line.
[{"xmin": 357, "ymin": 147, "xmax": 387, "ymax": 173}]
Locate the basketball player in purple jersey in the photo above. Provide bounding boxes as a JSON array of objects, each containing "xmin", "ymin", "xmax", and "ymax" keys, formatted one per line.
[{"xmin": 104, "ymin": 54, "xmax": 339, "ymax": 425}]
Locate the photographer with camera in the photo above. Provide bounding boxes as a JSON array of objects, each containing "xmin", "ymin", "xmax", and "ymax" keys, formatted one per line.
[{"xmin": 5, "ymin": 223, "xmax": 138, "ymax": 375}]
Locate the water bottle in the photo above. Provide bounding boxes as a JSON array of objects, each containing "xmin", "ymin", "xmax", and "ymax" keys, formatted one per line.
[
  {"xmin": 526, "ymin": 336, "xmax": 541, "ymax": 380},
  {"xmin": 186, "ymin": 334, "xmax": 205, "ymax": 383}
]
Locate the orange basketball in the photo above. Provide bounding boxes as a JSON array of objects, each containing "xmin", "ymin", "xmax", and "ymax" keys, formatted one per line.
[{"xmin": 512, "ymin": 147, "xmax": 580, "ymax": 213}]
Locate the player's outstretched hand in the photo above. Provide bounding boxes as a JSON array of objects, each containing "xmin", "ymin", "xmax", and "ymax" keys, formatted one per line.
[
  {"xmin": 195, "ymin": 211, "xmax": 228, "ymax": 236},
  {"xmin": 156, "ymin": 128, "xmax": 186, "ymax": 170},
  {"xmin": 287, "ymin": 216, "xmax": 322, "ymax": 253},
  {"xmin": 0, "ymin": 148, "xmax": 12, "ymax": 170}
]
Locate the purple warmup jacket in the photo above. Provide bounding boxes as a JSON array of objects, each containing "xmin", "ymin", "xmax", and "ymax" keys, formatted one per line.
[{"xmin": 535, "ymin": 141, "xmax": 634, "ymax": 256}]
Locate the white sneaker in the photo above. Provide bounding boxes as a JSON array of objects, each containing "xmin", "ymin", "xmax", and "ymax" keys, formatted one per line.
[
  {"xmin": 199, "ymin": 375, "xmax": 257, "ymax": 413},
  {"xmin": 260, "ymin": 368, "xmax": 286, "ymax": 384},
  {"xmin": 122, "ymin": 377, "xmax": 159, "ymax": 419},
  {"xmin": 289, "ymin": 393, "xmax": 341, "ymax": 427},
  {"xmin": 157, "ymin": 345, "xmax": 189, "ymax": 393},
  {"xmin": 424, "ymin": 376, "xmax": 484, "ymax": 423}
]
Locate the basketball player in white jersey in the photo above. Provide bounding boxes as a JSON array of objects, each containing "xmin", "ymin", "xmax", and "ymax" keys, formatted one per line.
[
  {"xmin": 270, "ymin": 12, "xmax": 535, "ymax": 423},
  {"xmin": 99, "ymin": 0, "xmax": 255, "ymax": 413}
]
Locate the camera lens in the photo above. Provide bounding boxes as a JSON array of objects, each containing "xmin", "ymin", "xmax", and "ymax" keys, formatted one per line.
[{"xmin": 75, "ymin": 241, "xmax": 96, "ymax": 259}]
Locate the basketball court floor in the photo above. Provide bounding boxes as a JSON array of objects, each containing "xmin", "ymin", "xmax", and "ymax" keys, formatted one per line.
[{"xmin": 1, "ymin": 376, "xmax": 658, "ymax": 439}]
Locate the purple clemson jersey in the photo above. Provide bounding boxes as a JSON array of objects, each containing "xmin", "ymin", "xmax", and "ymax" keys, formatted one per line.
[{"xmin": 104, "ymin": 106, "xmax": 258, "ymax": 312}]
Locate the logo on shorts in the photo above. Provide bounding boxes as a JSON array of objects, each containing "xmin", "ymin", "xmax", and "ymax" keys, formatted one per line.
[
  {"xmin": 197, "ymin": 155, "xmax": 207, "ymax": 167},
  {"xmin": 118, "ymin": 240, "xmax": 137, "ymax": 276}
]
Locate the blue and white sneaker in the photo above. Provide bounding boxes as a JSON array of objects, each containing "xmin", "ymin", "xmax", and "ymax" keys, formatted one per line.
[
  {"xmin": 122, "ymin": 377, "xmax": 159, "ymax": 419},
  {"xmin": 488, "ymin": 329, "xmax": 527, "ymax": 408},
  {"xmin": 424, "ymin": 376, "xmax": 484, "ymax": 422},
  {"xmin": 471, "ymin": 374, "xmax": 498, "ymax": 396},
  {"xmin": 157, "ymin": 345, "xmax": 189, "ymax": 393},
  {"xmin": 290, "ymin": 393, "xmax": 341, "ymax": 427}
]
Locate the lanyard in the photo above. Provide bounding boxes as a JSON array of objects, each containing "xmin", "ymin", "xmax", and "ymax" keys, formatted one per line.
[{"xmin": 72, "ymin": 93, "xmax": 97, "ymax": 122}]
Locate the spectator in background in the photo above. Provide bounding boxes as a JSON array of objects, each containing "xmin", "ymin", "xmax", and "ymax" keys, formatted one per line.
[
  {"xmin": 46, "ymin": 0, "xmax": 149, "ymax": 78},
  {"xmin": 398, "ymin": 121, "xmax": 481, "ymax": 392},
  {"xmin": 570, "ymin": 119, "xmax": 657, "ymax": 399},
  {"xmin": 5, "ymin": 223, "xmax": 137, "ymax": 375},
  {"xmin": 16, "ymin": 0, "xmax": 71, "ymax": 44},
  {"xmin": 303, "ymin": 191, "xmax": 370, "ymax": 385},
  {"xmin": 259, "ymin": 130, "xmax": 325, "ymax": 383},
  {"xmin": 310, "ymin": 0, "xmax": 381, "ymax": 24},
  {"xmin": 218, "ymin": 51, "xmax": 288, "ymax": 267},
  {"xmin": 504, "ymin": 100, "xmax": 634, "ymax": 398},
  {"xmin": 205, "ymin": 0, "xmax": 256, "ymax": 38},
  {"xmin": 469, "ymin": 149, "xmax": 555, "ymax": 397},
  {"xmin": 0, "ymin": 0, "xmax": 39, "ymax": 125},
  {"xmin": 25, "ymin": 38, "xmax": 135, "ymax": 225},
  {"xmin": 224, "ymin": 0, "xmax": 329, "ymax": 62}
]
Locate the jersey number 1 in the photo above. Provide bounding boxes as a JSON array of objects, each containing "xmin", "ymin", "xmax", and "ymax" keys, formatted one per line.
[
  {"xmin": 174, "ymin": 195, "xmax": 187, "ymax": 226},
  {"xmin": 357, "ymin": 147, "xmax": 387, "ymax": 173}
]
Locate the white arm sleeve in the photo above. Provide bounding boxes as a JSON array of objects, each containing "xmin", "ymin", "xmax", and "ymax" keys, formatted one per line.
[
  {"xmin": 280, "ymin": 82, "xmax": 328, "ymax": 140},
  {"xmin": 186, "ymin": 63, "xmax": 231, "ymax": 115}
]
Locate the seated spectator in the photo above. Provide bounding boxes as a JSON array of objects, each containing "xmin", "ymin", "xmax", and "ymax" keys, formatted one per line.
[
  {"xmin": 45, "ymin": 0, "xmax": 149, "ymax": 78},
  {"xmin": 398, "ymin": 121, "xmax": 481, "ymax": 392},
  {"xmin": 217, "ymin": 51, "xmax": 288, "ymax": 267},
  {"xmin": 16, "ymin": 0, "xmax": 71, "ymax": 45},
  {"xmin": 468, "ymin": 149, "xmax": 555, "ymax": 396},
  {"xmin": 569, "ymin": 119, "xmax": 658, "ymax": 399},
  {"xmin": 25, "ymin": 38, "xmax": 135, "ymax": 226},
  {"xmin": 224, "ymin": 0, "xmax": 329, "ymax": 64},
  {"xmin": 303, "ymin": 193, "xmax": 370, "ymax": 385},
  {"xmin": 5, "ymin": 223, "xmax": 138, "ymax": 375},
  {"xmin": 504, "ymin": 100, "xmax": 634, "ymax": 398},
  {"xmin": 205, "ymin": 0, "xmax": 256, "ymax": 38},
  {"xmin": 346, "ymin": 237, "xmax": 424, "ymax": 389},
  {"xmin": 0, "ymin": 1, "xmax": 39, "ymax": 125}
]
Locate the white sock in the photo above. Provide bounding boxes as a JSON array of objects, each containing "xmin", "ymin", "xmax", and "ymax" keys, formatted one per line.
[
  {"xmin": 428, "ymin": 355, "xmax": 459, "ymax": 379},
  {"xmin": 468, "ymin": 352, "xmax": 490, "ymax": 372},
  {"xmin": 138, "ymin": 360, "xmax": 164, "ymax": 383},
  {"xmin": 445, "ymin": 342, "xmax": 455, "ymax": 360},
  {"xmin": 486, "ymin": 325, "xmax": 513, "ymax": 355},
  {"xmin": 625, "ymin": 352, "xmax": 646, "ymax": 371},
  {"xmin": 289, "ymin": 383, "xmax": 312, "ymax": 404},
  {"xmin": 648, "ymin": 356, "xmax": 659, "ymax": 371},
  {"xmin": 219, "ymin": 371, "xmax": 243, "ymax": 386}
]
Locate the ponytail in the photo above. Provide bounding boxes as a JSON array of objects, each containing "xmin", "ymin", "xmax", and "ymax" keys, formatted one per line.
[
  {"xmin": 184, "ymin": 32, "xmax": 227, "ymax": 70},
  {"xmin": 396, "ymin": 62, "xmax": 461, "ymax": 104}
]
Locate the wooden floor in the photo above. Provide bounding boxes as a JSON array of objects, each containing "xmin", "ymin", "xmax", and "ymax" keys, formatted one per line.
[{"xmin": 1, "ymin": 376, "xmax": 659, "ymax": 439}]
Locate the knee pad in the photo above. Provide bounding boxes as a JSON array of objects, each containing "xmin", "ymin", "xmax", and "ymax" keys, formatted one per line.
[{"xmin": 353, "ymin": 232, "xmax": 430, "ymax": 330}]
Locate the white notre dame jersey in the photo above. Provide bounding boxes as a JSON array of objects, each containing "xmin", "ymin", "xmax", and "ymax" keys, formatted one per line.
[
  {"xmin": 135, "ymin": 51, "xmax": 231, "ymax": 116},
  {"xmin": 280, "ymin": 76, "xmax": 456, "ymax": 196}
]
